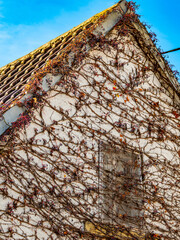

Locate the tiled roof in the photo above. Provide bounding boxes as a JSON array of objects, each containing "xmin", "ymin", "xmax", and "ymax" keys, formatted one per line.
[
  {"xmin": 0, "ymin": 3, "xmax": 118, "ymax": 108},
  {"xmin": 0, "ymin": 0, "xmax": 179, "ymax": 116}
]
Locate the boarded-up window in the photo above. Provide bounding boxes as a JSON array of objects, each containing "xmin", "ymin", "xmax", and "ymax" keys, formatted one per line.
[{"xmin": 101, "ymin": 144, "xmax": 143, "ymax": 227}]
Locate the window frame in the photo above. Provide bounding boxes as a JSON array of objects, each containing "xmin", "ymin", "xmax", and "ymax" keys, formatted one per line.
[{"xmin": 97, "ymin": 141, "xmax": 144, "ymax": 227}]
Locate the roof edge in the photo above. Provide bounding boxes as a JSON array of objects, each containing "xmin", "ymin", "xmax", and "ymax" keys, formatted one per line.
[
  {"xmin": 0, "ymin": 2, "xmax": 120, "ymax": 74},
  {"xmin": 0, "ymin": 0, "xmax": 128, "ymax": 137},
  {"xmin": 131, "ymin": 19, "xmax": 180, "ymax": 99}
]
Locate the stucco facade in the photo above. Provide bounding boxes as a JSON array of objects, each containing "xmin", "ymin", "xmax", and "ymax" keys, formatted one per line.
[{"xmin": 0, "ymin": 1, "xmax": 179, "ymax": 239}]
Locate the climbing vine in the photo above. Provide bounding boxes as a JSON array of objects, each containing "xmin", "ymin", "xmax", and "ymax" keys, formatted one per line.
[{"xmin": 0, "ymin": 2, "xmax": 179, "ymax": 240}]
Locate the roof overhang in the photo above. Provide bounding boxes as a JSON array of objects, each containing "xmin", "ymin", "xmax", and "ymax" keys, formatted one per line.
[{"xmin": 0, "ymin": 0, "xmax": 128, "ymax": 137}]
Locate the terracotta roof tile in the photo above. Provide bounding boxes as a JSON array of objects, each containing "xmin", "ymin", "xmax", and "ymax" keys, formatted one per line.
[{"xmin": 0, "ymin": 3, "xmax": 118, "ymax": 108}]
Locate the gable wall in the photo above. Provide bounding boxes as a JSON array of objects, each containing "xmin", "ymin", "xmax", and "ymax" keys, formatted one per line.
[{"xmin": 0, "ymin": 28, "xmax": 179, "ymax": 239}]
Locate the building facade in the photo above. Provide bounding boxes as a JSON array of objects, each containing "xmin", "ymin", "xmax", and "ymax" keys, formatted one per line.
[{"xmin": 0, "ymin": 1, "xmax": 179, "ymax": 239}]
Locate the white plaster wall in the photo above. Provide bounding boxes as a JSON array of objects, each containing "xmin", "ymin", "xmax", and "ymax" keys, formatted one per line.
[{"xmin": 0, "ymin": 29, "xmax": 179, "ymax": 239}]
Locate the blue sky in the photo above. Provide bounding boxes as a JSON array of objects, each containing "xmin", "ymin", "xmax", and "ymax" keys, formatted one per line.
[{"xmin": 0, "ymin": 0, "xmax": 179, "ymax": 79}]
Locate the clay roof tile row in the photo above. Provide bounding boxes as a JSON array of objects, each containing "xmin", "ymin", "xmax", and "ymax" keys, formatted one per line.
[{"xmin": 0, "ymin": 3, "xmax": 117, "ymax": 108}]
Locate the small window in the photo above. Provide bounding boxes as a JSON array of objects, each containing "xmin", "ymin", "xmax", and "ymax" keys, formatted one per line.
[{"xmin": 100, "ymin": 144, "xmax": 143, "ymax": 227}]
